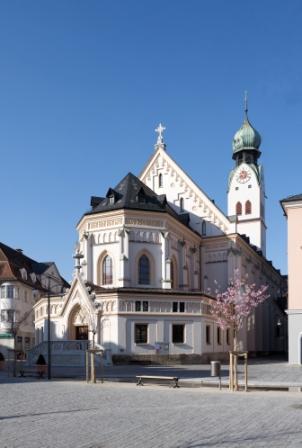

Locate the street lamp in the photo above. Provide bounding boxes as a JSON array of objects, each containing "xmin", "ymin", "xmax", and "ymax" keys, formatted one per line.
[
  {"xmin": 44, "ymin": 275, "xmax": 66, "ymax": 380},
  {"xmin": 73, "ymin": 249, "xmax": 84, "ymax": 272},
  {"xmin": 47, "ymin": 278, "xmax": 51, "ymax": 380}
]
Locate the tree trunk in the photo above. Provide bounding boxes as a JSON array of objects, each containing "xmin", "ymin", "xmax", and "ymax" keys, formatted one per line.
[{"xmin": 233, "ymin": 327, "xmax": 238, "ymax": 352}]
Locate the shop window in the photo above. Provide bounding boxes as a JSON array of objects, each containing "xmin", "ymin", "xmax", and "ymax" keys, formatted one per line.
[
  {"xmin": 226, "ymin": 328, "xmax": 230, "ymax": 345},
  {"xmin": 206, "ymin": 325, "xmax": 211, "ymax": 344},
  {"xmin": 135, "ymin": 324, "xmax": 148, "ymax": 344},
  {"xmin": 172, "ymin": 324, "xmax": 184, "ymax": 343},
  {"xmin": 217, "ymin": 327, "xmax": 222, "ymax": 345}
]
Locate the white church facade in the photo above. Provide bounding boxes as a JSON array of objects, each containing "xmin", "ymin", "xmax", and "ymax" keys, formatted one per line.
[{"xmin": 33, "ymin": 107, "xmax": 286, "ymax": 363}]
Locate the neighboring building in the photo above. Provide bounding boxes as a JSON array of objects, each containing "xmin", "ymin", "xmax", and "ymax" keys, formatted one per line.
[
  {"xmin": 0, "ymin": 242, "xmax": 69, "ymax": 361},
  {"xmin": 33, "ymin": 107, "xmax": 286, "ymax": 364},
  {"xmin": 281, "ymin": 194, "xmax": 302, "ymax": 364}
]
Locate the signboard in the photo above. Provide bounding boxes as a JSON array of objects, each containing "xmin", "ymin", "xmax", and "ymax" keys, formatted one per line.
[{"xmin": 154, "ymin": 342, "xmax": 169, "ymax": 353}]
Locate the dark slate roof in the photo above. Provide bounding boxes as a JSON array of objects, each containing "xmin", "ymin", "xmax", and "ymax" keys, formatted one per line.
[
  {"xmin": 280, "ymin": 194, "xmax": 302, "ymax": 215},
  {"xmin": 0, "ymin": 242, "xmax": 69, "ymax": 290},
  {"xmin": 83, "ymin": 172, "xmax": 192, "ymax": 229},
  {"xmin": 280, "ymin": 194, "xmax": 302, "ymax": 203}
]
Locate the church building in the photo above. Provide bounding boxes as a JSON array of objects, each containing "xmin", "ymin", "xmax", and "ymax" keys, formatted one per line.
[{"xmin": 33, "ymin": 104, "xmax": 286, "ymax": 364}]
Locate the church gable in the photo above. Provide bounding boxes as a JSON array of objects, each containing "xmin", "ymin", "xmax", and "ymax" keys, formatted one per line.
[
  {"xmin": 140, "ymin": 147, "xmax": 233, "ymax": 236},
  {"xmin": 60, "ymin": 274, "xmax": 95, "ymax": 323}
]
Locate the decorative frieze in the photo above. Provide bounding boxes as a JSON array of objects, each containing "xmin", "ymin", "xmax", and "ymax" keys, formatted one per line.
[
  {"xmin": 88, "ymin": 217, "xmax": 123, "ymax": 230},
  {"xmin": 205, "ymin": 251, "xmax": 228, "ymax": 263},
  {"xmin": 125, "ymin": 217, "xmax": 164, "ymax": 228}
]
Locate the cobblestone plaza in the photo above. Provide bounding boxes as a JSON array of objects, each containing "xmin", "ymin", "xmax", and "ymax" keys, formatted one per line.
[{"xmin": 1, "ymin": 379, "xmax": 302, "ymax": 448}]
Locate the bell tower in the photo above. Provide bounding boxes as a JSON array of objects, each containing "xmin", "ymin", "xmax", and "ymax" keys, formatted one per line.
[{"xmin": 227, "ymin": 95, "xmax": 266, "ymax": 255}]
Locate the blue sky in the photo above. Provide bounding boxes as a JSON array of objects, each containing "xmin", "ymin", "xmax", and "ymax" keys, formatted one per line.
[{"xmin": 1, "ymin": 0, "xmax": 301, "ymax": 280}]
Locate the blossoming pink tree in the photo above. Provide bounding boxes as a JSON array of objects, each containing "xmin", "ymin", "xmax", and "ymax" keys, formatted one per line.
[{"xmin": 210, "ymin": 271, "xmax": 270, "ymax": 351}]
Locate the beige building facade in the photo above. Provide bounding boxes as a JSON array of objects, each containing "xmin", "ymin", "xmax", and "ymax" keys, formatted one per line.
[{"xmin": 0, "ymin": 243, "xmax": 68, "ymax": 361}]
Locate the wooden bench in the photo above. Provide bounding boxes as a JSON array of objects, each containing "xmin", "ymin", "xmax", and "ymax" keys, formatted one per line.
[
  {"xmin": 136, "ymin": 375, "xmax": 179, "ymax": 388},
  {"xmin": 19, "ymin": 368, "xmax": 45, "ymax": 378}
]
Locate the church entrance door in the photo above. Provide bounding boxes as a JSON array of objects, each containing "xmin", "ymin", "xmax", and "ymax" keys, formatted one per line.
[
  {"xmin": 75, "ymin": 326, "xmax": 88, "ymax": 340},
  {"xmin": 68, "ymin": 305, "xmax": 89, "ymax": 340}
]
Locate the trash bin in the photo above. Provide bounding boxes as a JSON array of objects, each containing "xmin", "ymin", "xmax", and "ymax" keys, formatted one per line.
[{"xmin": 211, "ymin": 360, "xmax": 221, "ymax": 377}]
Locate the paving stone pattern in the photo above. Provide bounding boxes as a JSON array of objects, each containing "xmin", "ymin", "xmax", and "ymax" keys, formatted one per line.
[
  {"xmin": 10, "ymin": 357, "xmax": 302, "ymax": 387},
  {"xmin": 1, "ymin": 380, "xmax": 302, "ymax": 448}
]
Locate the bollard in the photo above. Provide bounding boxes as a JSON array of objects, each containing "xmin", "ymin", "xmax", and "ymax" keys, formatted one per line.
[{"xmin": 211, "ymin": 361, "xmax": 221, "ymax": 390}]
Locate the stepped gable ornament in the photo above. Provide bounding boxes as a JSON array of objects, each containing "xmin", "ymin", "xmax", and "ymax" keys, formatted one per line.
[{"xmin": 154, "ymin": 122, "xmax": 166, "ymax": 151}]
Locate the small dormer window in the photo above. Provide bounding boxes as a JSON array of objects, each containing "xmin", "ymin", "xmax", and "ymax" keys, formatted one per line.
[
  {"xmin": 30, "ymin": 273, "xmax": 37, "ymax": 283},
  {"xmin": 106, "ymin": 188, "xmax": 118, "ymax": 205},
  {"xmin": 20, "ymin": 268, "xmax": 28, "ymax": 281},
  {"xmin": 137, "ymin": 189, "xmax": 146, "ymax": 203}
]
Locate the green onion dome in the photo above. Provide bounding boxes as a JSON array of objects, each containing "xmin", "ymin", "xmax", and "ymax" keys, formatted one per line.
[{"xmin": 232, "ymin": 116, "xmax": 261, "ymax": 155}]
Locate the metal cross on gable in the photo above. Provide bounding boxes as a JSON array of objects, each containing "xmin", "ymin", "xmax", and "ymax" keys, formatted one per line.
[{"xmin": 155, "ymin": 122, "xmax": 166, "ymax": 144}]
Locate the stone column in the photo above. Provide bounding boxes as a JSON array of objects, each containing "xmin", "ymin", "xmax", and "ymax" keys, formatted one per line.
[
  {"xmin": 178, "ymin": 239, "xmax": 187, "ymax": 288},
  {"xmin": 118, "ymin": 228, "xmax": 130, "ymax": 287},
  {"xmin": 190, "ymin": 247, "xmax": 198, "ymax": 290},
  {"xmin": 161, "ymin": 231, "xmax": 170, "ymax": 289},
  {"xmin": 85, "ymin": 233, "xmax": 93, "ymax": 283}
]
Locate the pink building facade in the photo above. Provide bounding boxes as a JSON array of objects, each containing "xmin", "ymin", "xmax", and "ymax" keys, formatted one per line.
[{"xmin": 281, "ymin": 195, "xmax": 302, "ymax": 364}]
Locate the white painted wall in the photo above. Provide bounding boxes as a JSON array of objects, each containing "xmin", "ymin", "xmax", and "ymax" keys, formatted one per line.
[{"xmin": 228, "ymin": 162, "xmax": 266, "ymax": 254}]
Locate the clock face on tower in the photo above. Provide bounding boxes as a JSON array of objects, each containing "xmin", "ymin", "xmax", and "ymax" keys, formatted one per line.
[{"xmin": 236, "ymin": 167, "xmax": 251, "ymax": 184}]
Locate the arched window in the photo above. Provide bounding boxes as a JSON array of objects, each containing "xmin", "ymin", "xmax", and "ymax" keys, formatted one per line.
[
  {"xmin": 180, "ymin": 197, "xmax": 184, "ymax": 212},
  {"xmin": 102, "ymin": 255, "xmax": 113, "ymax": 285},
  {"xmin": 236, "ymin": 202, "xmax": 242, "ymax": 216},
  {"xmin": 158, "ymin": 173, "xmax": 163, "ymax": 188},
  {"xmin": 245, "ymin": 200, "xmax": 252, "ymax": 215},
  {"xmin": 138, "ymin": 255, "xmax": 150, "ymax": 285}
]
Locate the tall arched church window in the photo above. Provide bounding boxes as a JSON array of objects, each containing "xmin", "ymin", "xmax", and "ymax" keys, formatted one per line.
[
  {"xmin": 180, "ymin": 197, "xmax": 184, "ymax": 212},
  {"xmin": 236, "ymin": 202, "xmax": 242, "ymax": 216},
  {"xmin": 102, "ymin": 255, "xmax": 113, "ymax": 285},
  {"xmin": 138, "ymin": 255, "xmax": 150, "ymax": 285},
  {"xmin": 245, "ymin": 200, "xmax": 252, "ymax": 215},
  {"xmin": 202, "ymin": 220, "xmax": 206, "ymax": 236},
  {"xmin": 158, "ymin": 173, "xmax": 163, "ymax": 188}
]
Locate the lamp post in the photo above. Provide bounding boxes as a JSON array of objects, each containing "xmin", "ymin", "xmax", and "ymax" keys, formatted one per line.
[
  {"xmin": 47, "ymin": 278, "xmax": 51, "ymax": 380},
  {"xmin": 73, "ymin": 249, "xmax": 84, "ymax": 272},
  {"xmin": 45, "ymin": 275, "xmax": 65, "ymax": 380}
]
